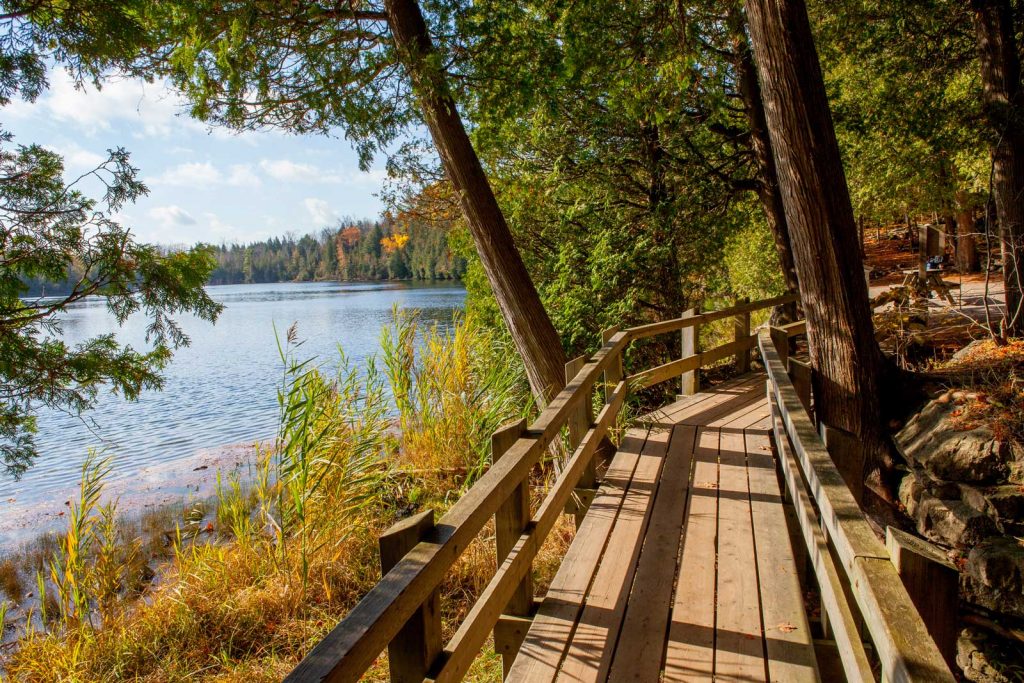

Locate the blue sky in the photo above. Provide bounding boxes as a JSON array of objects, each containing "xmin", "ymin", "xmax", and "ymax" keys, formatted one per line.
[{"xmin": 3, "ymin": 69, "xmax": 388, "ymax": 245}]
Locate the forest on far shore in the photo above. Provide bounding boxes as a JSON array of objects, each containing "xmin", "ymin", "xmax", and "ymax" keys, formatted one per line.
[
  {"xmin": 207, "ymin": 218, "xmax": 466, "ymax": 285},
  {"xmin": 20, "ymin": 218, "xmax": 466, "ymax": 297}
]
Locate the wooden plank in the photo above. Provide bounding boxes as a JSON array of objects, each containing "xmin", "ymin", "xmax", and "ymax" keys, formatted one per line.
[
  {"xmin": 557, "ymin": 427, "xmax": 671, "ymax": 681},
  {"xmin": 627, "ymin": 293, "xmax": 799, "ymax": 340},
  {"xmin": 286, "ymin": 331, "xmax": 632, "ymax": 683},
  {"xmin": 770, "ymin": 398, "xmax": 876, "ymax": 683},
  {"xmin": 506, "ymin": 427, "xmax": 649, "ymax": 682},
  {"xmin": 664, "ymin": 427, "xmax": 719, "ymax": 682},
  {"xmin": 676, "ymin": 379, "xmax": 763, "ymax": 427},
  {"xmin": 758, "ymin": 329, "xmax": 954, "ymax": 683},
  {"xmin": 607, "ymin": 425, "xmax": 698, "ymax": 682},
  {"xmin": 379, "ymin": 511, "xmax": 442, "ymax": 683},
  {"xmin": 885, "ymin": 528, "xmax": 958, "ymax": 669},
  {"xmin": 681, "ymin": 306, "xmax": 700, "ymax": 395},
  {"xmin": 435, "ymin": 383, "xmax": 629, "ymax": 683},
  {"xmin": 714, "ymin": 429, "xmax": 766, "ymax": 682},
  {"xmin": 723, "ymin": 398, "xmax": 772, "ymax": 431},
  {"xmin": 707, "ymin": 393, "xmax": 769, "ymax": 429},
  {"xmin": 641, "ymin": 375, "xmax": 760, "ymax": 426},
  {"xmin": 745, "ymin": 431, "xmax": 819, "ymax": 683},
  {"xmin": 493, "ymin": 419, "xmax": 532, "ymax": 675}
]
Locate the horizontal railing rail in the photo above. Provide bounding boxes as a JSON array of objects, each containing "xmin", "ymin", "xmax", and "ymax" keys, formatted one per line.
[
  {"xmin": 285, "ymin": 294, "xmax": 797, "ymax": 683},
  {"xmin": 759, "ymin": 328, "xmax": 955, "ymax": 683}
]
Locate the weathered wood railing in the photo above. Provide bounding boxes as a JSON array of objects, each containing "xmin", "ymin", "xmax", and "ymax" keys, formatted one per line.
[
  {"xmin": 759, "ymin": 328, "xmax": 957, "ymax": 682},
  {"xmin": 285, "ymin": 293, "xmax": 795, "ymax": 683}
]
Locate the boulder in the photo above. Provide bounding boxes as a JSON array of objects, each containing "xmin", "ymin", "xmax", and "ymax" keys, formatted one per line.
[
  {"xmin": 964, "ymin": 537, "xmax": 1024, "ymax": 618},
  {"xmin": 897, "ymin": 397, "xmax": 1012, "ymax": 484},
  {"xmin": 957, "ymin": 628, "xmax": 1014, "ymax": 683},
  {"xmin": 899, "ymin": 476, "xmax": 997, "ymax": 548}
]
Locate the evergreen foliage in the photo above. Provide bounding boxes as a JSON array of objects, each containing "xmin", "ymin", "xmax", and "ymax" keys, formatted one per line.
[{"xmin": 206, "ymin": 218, "xmax": 465, "ymax": 285}]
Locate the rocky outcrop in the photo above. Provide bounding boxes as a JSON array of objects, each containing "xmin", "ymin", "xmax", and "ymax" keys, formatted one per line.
[
  {"xmin": 897, "ymin": 391, "xmax": 1024, "ymax": 626},
  {"xmin": 898, "ymin": 396, "xmax": 1014, "ymax": 484}
]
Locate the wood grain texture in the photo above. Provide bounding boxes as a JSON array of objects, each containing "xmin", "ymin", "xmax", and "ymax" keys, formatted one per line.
[{"xmin": 664, "ymin": 427, "xmax": 719, "ymax": 682}]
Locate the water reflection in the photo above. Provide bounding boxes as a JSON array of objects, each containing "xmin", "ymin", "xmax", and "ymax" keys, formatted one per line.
[{"xmin": 2, "ymin": 281, "xmax": 465, "ymax": 505}]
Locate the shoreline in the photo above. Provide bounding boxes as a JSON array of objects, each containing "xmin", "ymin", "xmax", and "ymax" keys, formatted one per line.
[{"xmin": 0, "ymin": 439, "xmax": 267, "ymax": 554}]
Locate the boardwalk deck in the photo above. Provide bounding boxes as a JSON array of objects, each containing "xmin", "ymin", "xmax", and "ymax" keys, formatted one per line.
[{"xmin": 507, "ymin": 374, "xmax": 819, "ymax": 682}]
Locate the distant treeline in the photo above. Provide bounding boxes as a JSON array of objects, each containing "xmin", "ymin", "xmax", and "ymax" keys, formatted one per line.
[
  {"xmin": 208, "ymin": 219, "xmax": 466, "ymax": 285},
  {"xmin": 20, "ymin": 220, "xmax": 465, "ymax": 297}
]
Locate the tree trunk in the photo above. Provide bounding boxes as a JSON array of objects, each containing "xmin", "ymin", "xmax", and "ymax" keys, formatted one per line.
[
  {"xmin": 730, "ymin": 11, "xmax": 801, "ymax": 322},
  {"xmin": 973, "ymin": 0, "xmax": 1024, "ymax": 336},
  {"xmin": 744, "ymin": 0, "xmax": 889, "ymax": 483},
  {"xmin": 957, "ymin": 190, "xmax": 979, "ymax": 272},
  {"xmin": 384, "ymin": 0, "xmax": 567, "ymax": 401}
]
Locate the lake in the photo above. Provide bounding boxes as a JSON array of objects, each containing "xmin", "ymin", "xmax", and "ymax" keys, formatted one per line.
[{"xmin": 0, "ymin": 281, "xmax": 465, "ymax": 536}]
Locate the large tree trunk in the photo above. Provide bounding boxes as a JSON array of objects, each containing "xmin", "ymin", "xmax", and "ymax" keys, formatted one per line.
[
  {"xmin": 973, "ymin": 0, "xmax": 1024, "ymax": 337},
  {"xmin": 729, "ymin": 11, "xmax": 801, "ymax": 322},
  {"xmin": 384, "ymin": 0, "xmax": 567, "ymax": 402},
  {"xmin": 957, "ymin": 190, "xmax": 980, "ymax": 272},
  {"xmin": 744, "ymin": 0, "xmax": 889, "ymax": 486}
]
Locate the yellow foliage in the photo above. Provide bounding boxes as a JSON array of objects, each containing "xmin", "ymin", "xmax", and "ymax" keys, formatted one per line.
[{"xmin": 380, "ymin": 232, "xmax": 410, "ymax": 254}]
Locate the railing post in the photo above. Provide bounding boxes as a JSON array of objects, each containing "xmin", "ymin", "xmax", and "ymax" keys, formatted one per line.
[
  {"xmin": 602, "ymin": 326, "xmax": 623, "ymax": 403},
  {"xmin": 492, "ymin": 419, "xmax": 532, "ymax": 677},
  {"xmin": 680, "ymin": 305, "xmax": 700, "ymax": 395},
  {"xmin": 379, "ymin": 510, "xmax": 442, "ymax": 683},
  {"xmin": 886, "ymin": 527, "xmax": 959, "ymax": 669},
  {"xmin": 769, "ymin": 325, "xmax": 789, "ymax": 368},
  {"xmin": 565, "ymin": 356, "xmax": 597, "ymax": 525},
  {"xmin": 787, "ymin": 358, "xmax": 814, "ymax": 421},
  {"xmin": 733, "ymin": 297, "xmax": 751, "ymax": 373},
  {"xmin": 820, "ymin": 424, "xmax": 865, "ymax": 504}
]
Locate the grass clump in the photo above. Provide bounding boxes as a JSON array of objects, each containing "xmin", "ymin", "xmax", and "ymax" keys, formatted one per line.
[{"xmin": 2, "ymin": 312, "xmax": 539, "ymax": 681}]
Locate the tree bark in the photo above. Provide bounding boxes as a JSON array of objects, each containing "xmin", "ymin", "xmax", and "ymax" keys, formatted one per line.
[
  {"xmin": 384, "ymin": 0, "xmax": 567, "ymax": 402},
  {"xmin": 744, "ymin": 0, "xmax": 889, "ymax": 481},
  {"xmin": 957, "ymin": 190, "xmax": 979, "ymax": 272},
  {"xmin": 973, "ymin": 0, "xmax": 1024, "ymax": 336},
  {"xmin": 730, "ymin": 11, "xmax": 801, "ymax": 322}
]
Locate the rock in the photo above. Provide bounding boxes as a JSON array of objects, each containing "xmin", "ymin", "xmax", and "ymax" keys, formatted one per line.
[
  {"xmin": 897, "ymin": 398, "xmax": 1012, "ymax": 484},
  {"xmin": 964, "ymin": 538, "xmax": 1024, "ymax": 618},
  {"xmin": 957, "ymin": 628, "xmax": 1013, "ymax": 682},
  {"xmin": 900, "ymin": 475, "xmax": 998, "ymax": 548}
]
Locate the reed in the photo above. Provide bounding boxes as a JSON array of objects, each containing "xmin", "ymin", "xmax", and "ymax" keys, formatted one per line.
[{"xmin": 3, "ymin": 314, "xmax": 545, "ymax": 681}]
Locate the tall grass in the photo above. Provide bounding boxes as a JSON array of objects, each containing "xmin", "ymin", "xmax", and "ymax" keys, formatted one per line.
[
  {"xmin": 4, "ymin": 311, "xmax": 536, "ymax": 681},
  {"xmin": 383, "ymin": 307, "xmax": 532, "ymax": 482}
]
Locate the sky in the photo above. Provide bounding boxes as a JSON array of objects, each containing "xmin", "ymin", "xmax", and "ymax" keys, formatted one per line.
[{"xmin": 3, "ymin": 68, "xmax": 389, "ymax": 246}]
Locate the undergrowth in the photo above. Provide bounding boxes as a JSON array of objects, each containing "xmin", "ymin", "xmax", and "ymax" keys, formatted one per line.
[
  {"xmin": 933, "ymin": 339, "xmax": 1024, "ymax": 447},
  {"xmin": 0, "ymin": 310, "xmax": 576, "ymax": 682}
]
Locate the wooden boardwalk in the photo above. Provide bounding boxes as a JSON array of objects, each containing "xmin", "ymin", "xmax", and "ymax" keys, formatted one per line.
[
  {"xmin": 286, "ymin": 297, "xmax": 955, "ymax": 683},
  {"xmin": 507, "ymin": 375, "xmax": 819, "ymax": 682}
]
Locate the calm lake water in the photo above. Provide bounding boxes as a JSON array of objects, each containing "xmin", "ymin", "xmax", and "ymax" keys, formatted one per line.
[{"xmin": 2, "ymin": 281, "xmax": 465, "ymax": 509}]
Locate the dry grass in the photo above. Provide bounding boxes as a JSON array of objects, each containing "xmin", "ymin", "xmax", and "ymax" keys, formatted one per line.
[
  {"xmin": 1, "ymin": 312, "xmax": 555, "ymax": 682},
  {"xmin": 931, "ymin": 339, "xmax": 1024, "ymax": 447}
]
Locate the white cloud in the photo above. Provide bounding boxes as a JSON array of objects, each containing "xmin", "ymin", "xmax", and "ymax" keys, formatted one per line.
[
  {"xmin": 304, "ymin": 198, "xmax": 338, "ymax": 227},
  {"xmin": 8, "ymin": 69, "xmax": 200, "ymax": 138},
  {"xmin": 149, "ymin": 205, "xmax": 197, "ymax": 227},
  {"xmin": 226, "ymin": 164, "xmax": 261, "ymax": 187},
  {"xmin": 260, "ymin": 159, "xmax": 332, "ymax": 183},
  {"xmin": 45, "ymin": 143, "xmax": 106, "ymax": 170},
  {"xmin": 152, "ymin": 161, "xmax": 222, "ymax": 187},
  {"xmin": 150, "ymin": 161, "xmax": 261, "ymax": 189}
]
